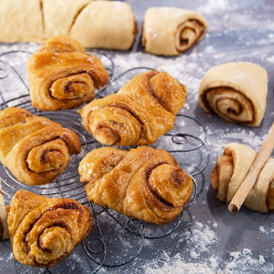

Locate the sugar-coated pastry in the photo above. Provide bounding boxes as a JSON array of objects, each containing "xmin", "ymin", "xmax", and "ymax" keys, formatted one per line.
[
  {"xmin": 79, "ymin": 71, "xmax": 187, "ymax": 146},
  {"xmin": 199, "ymin": 62, "xmax": 268, "ymax": 127},
  {"xmin": 211, "ymin": 143, "xmax": 274, "ymax": 213},
  {"xmin": 79, "ymin": 146, "xmax": 193, "ymax": 224},
  {"xmin": 142, "ymin": 7, "xmax": 207, "ymax": 56},
  {"xmin": 27, "ymin": 36, "xmax": 109, "ymax": 111},
  {"xmin": 6, "ymin": 190, "xmax": 93, "ymax": 267},
  {"xmin": 0, "ymin": 107, "xmax": 81, "ymax": 185}
]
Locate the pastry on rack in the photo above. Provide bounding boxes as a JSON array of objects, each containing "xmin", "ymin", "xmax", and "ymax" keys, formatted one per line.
[
  {"xmin": 79, "ymin": 146, "xmax": 193, "ymax": 224},
  {"xmin": 0, "ymin": 0, "xmax": 137, "ymax": 51},
  {"xmin": 199, "ymin": 62, "xmax": 268, "ymax": 127},
  {"xmin": 79, "ymin": 71, "xmax": 188, "ymax": 146},
  {"xmin": 210, "ymin": 143, "xmax": 274, "ymax": 213},
  {"xmin": 0, "ymin": 107, "xmax": 81, "ymax": 186},
  {"xmin": 142, "ymin": 7, "xmax": 207, "ymax": 56},
  {"xmin": 27, "ymin": 35, "xmax": 109, "ymax": 111},
  {"xmin": 6, "ymin": 190, "xmax": 93, "ymax": 267},
  {"xmin": 0, "ymin": 182, "xmax": 9, "ymax": 240}
]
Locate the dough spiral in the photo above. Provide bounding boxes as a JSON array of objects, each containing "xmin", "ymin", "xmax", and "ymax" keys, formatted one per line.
[
  {"xmin": 199, "ymin": 62, "xmax": 268, "ymax": 127},
  {"xmin": 79, "ymin": 146, "xmax": 193, "ymax": 224},
  {"xmin": 6, "ymin": 190, "xmax": 93, "ymax": 267},
  {"xmin": 142, "ymin": 7, "xmax": 207, "ymax": 56},
  {"xmin": 27, "ymin": 35, "xmax": 109, "ymax": 111},
  {"xmin": 0, "ymin": 182, "xmax": 9, "ymax": 240},
  {"xmin": 79, "ymin": 71, "xmax": 187, "ymax": 146},
  {"xmin": 211, "ymin": 143, "xmax": 274, "ymax": 213},
  {"xmin": 0, "ymin": 107, "xmax": 81, "ymax": 185}
]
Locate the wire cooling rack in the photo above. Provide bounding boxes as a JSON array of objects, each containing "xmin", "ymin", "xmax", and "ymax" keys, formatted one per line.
[{"xmin": 0, "ymin": 50, "xmax": 209, "ymax": 274}]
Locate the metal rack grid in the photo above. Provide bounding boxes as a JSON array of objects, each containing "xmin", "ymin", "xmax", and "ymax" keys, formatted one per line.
[{"xmin": 0, "ymin": 50, "xmax": 209, "ymax": 274}]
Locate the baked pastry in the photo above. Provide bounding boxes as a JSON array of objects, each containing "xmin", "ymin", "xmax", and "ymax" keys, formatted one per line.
[
  {"xmin": 0, "ymin": 107, "xmax": 81, "ymax": 185},
  {"xmin": 211, "ymin": 143, "xmax": 274, "ymax": 213},
  {"xmin": 79, "ymin": 71, "xmax": 187, "ymax": 146},
  {"xmin": 0, "ymin": 0, "xmax": 137, "ymax": 51},
  {"xmin": 70, "ymin": 1, "xmax": 137, "ymax": 50},
  {"xmin": 6, "ymin": 190, "xmax": 93, "ymax": 267},
  {"xmin": 0, "ymin": 182, "xmax": 9, "ymax": 240},
  {"xmin": 199, "ymin": 62, "xmax": 268, "ymax": 127},
  {"xmin": 142, "ymin": 7, "xmax": 207, "ymax": 56},
  {"xmin": 79, "ymin": 146, "xmax": 193, "ymax": 224},
  {"xmin": 27, "ymin": 35, "xmax": 109, "ymax": 111}
]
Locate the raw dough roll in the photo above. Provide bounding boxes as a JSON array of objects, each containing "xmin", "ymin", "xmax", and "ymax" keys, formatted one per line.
[
  {"xmin": 0, "ymin": 107, "xmax": 81, "ymax": 186},
  {"xmin": 79, "ymin": 146, "xmax": 193, "ymax": 225},
  {"xmin": 0, "ymin": 182, "xmax": 9, "ymax": 240},
  {"xmin": 211, "ymin": 143, "xmax": 274, "ymax": 213},
  {"xmin": 79, "ymin": 71, "xmax": 188, "ymax": 146},
  {"xmin": 27, "ymin": 35, "xmax": 109, "ymax": 111},
  {"xmin": 199, "ymin": 62, "xmax": 268, "ymax": 127},
  {"xmin": 142, "ymin": 7, "xmax": 207, "ymax": 56},
  {"xmin": 70, "ymin": 1, "xmax": 137, "ymax": 50},
  {"xmin": 6, "ymin": 190, "xmax": 93, "ymax": 267},
  {"xmin": 0, "ymin": 0, "xmax": 44, "ymax": 43}
]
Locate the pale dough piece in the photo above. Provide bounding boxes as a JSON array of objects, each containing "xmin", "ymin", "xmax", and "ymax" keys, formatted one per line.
[
  {"xmin": 0, "ymin": 182, "xmax": 9, "ymax": 240},
  {"xmin": 142, "ymin": 7, "xmax": 207, "ymax": 56},
  {"xmin": 211, "ymin": 143, "xmax": 274, "ymax": 213},
  {"xmin": 70, "ymin": 1, "xmax": 137, "ymax": 50},
  {"xmin": 199, "ymin": 62, "xmax": 268, "ymax": 127},
  {"xmin": 43, "ymin": 0, "xmax": 92, "ymax": 39},
  {"xmin": 0, "ymin": 0, "xmax": 44, "ymax": 43}
]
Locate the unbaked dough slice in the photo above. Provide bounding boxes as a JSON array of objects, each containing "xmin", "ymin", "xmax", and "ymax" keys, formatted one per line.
[
  {"xmin": 211, "ymin": 143, "xmax": 274, "ymax": 213},
  {"xmin": 199, "ymin": 62, "xmax": 268, "ymax": 127},
  {"xmin": 70, "ymin": 1, "xmax": 137, "ymax": 50}
]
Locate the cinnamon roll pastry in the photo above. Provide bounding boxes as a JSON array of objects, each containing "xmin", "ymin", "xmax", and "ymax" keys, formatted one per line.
[
  {"xmin": 70, "ymin": 1, "xmax": 137, "ymax": 50},
  {"xmin": 27, "ymin": 35, "xmax": 109, "ymax": 111},
  {"xmin": 6, "ymin": 190, "xmax": 93, "ymax": 267},
  {"xmin": 0, "ymin": 107, "xmax": 81, "ymax": 185},
  {"xmin": 0, "ymin": 182, "xmax": 9, "ymax": 240},
  {"xmin": 79, "ymin": 146, "xmax": 193, "ymax": 224},
  {"xmin": 142, "ymin": 7, "xmax": 207, "ymax": 56},
  {"xmin": 211, "ymin": 143, "xmax": 274, "ymax": 213},
  {"xmin": 199, "ymin": 62, "xmax": 268, "ymax": 127},
  {"xmin": 79, "ymin": 71, "xmax": 187, "ymax": 146}
]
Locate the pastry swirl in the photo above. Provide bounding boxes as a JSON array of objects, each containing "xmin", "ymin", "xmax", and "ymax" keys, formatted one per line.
[
  {"xmin": 79, "ymin": 146, "xmax": 193, "ymax": 224},
  {"xmin": 27, "ymin": 35, "xmax": 109, "ymax": 111},
  {"xmin": 79, "ymin": 71, "xmax": 187, "ymax": 146},
  {"xmin": 0, "ymin": 107, "xmax": 81, "ymax": 185},
  {"xmin": 6, "ymin": 190, "xmax": 93, "ymax": 267},
  {"xmin": 199, "ymin": 62, "xmax": 268, "ymax": 127},
  {"xmin": 142, "ymin": 7, "xmax": 207, "ymax": 56},
  {"xmin": 211, "ymin": 143, "xmax": 274, "ymax": 213}
]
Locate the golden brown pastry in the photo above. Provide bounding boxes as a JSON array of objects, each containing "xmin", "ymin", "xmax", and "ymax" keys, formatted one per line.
[
  {"xmin": 0, "ymin": 107, "xmax": 81, "ymax": 185},
  {"xmin": 79, "ymin": 71, "xmax": 187, "ymax": 146},
  {"xmin": 6, "ymin": 190, "xmax": 93, "ymax": 267},
  {"xmin": 79, "ymin": 146, "xmax": 193, "ymax": 224},
  {"xmin": 142, "ymin": 7, "xmax": 207, "ymax": 56},
  {"xmin": 0, "ymin": 182, "xmax": 9, "ymax": 240},
  {"xmin": 70, "ymin": 1, "xmax": 138, "ymax": 50},
  {"xmin": 27, "ymin": 35, "xmax": 109, "ymax": 111},
  {"xmin": 0, "ymin": 0, "xmax": 137, "ymax": 51},
  {"xmin": 211, "ymin": 143, "xmax": 274, "ymax": 213},
  {"xmin": 199, "ymin": 62, "xmax": 268, "ymax": 127}
]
